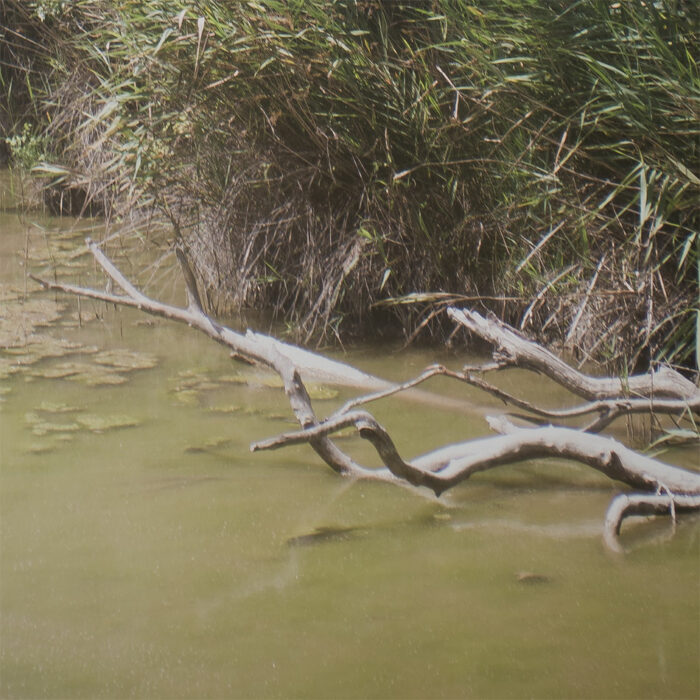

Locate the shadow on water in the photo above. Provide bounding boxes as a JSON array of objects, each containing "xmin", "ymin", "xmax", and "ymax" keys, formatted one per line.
[{"xmin": 1, "ymin": 170, "xmax": 699, "ymax": 699}]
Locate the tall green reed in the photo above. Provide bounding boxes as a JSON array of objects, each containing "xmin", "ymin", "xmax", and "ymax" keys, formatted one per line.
[{"xmin": 4, "ymin": 0, "xmax": 698, "ymax": 370}]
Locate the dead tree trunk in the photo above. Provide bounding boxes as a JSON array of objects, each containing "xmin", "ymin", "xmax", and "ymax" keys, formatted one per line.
[{"xmin": 32, "ymin": 238, "xmax": 700, "ymax": 551}]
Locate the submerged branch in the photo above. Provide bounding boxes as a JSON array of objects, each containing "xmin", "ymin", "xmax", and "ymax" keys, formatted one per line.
[
  {"xmin": 603, "ymin": 492, "xmax": 700, "ymax": 553},
  {"xmin": 255, "ymin": 413, "xmax": 700, "ymax": 497}
]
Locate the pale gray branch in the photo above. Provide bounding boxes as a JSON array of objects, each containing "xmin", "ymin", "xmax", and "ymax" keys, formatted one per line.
[
  {"xmin": 32, "ymin": 241, "xmax": 392, "ymax": 480},
  {"xmin": 332, "ymin": 358, "xmax": 698, "ymax": 431},
  {"xmin": 603, "ymin": 492, "xmax": 700, "ymax": 553},
  {"xmin": 449, "ymin": 307, "xmax": 699, "ymax": 402},
  {"xmin": 254, "ymin": 412, "xmax": 700, "ymax": 498}
]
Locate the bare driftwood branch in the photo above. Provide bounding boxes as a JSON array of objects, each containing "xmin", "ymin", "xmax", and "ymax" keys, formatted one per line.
[
  {"xmin": 448, "ymin": 307, "xmax": 699, "ymax": 402},
  {"xmin": 253, "ymin": 413, "xmax": 700, "ymax": 495},
  {"xmin": 332, "ymin": 360, "xmax": 698, "ymax": 434},
  {"xmin": 603, "ymin": 492, "xmax": 700, "ymax": 553},
  {"xmin": 443, "ymin": 306, "xmax": 699, "ymax": 432},
  {"xmin": 32, "ymin": 241, "xmax": 403, "ymax": 482},
  {"xmin": 33, "ymin": 240, "xmax": 700, "ymax": 550},
  {"xmin": 253, "ymin": 410, "xmax": 700, "ymax": 539},
  {"xmin": 33, "ymin": 240, "xmax": 392, "ymax": 392}
]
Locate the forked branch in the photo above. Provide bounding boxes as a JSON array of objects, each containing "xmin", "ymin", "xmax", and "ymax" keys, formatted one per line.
[
  {"xmin": 253, "ymin": 414, "xmax": 700, "ymax": 496},
  {"xmin": 331, "ymin": 361, "xmax": 699, "ymax": 433},
  {"xmin": 33, "ymin": 240, "xmax": 700, "ymax": 550}
]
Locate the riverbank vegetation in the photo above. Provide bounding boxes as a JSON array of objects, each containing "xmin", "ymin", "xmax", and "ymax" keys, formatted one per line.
[{"xmin": 2, "ymin": 0, "xmax": 698, "ymax": 373}]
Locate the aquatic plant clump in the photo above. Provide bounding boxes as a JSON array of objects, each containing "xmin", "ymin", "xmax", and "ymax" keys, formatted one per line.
[{"xmin": 4, "ymin": 0, "xmax": 699, "ymax": 371}]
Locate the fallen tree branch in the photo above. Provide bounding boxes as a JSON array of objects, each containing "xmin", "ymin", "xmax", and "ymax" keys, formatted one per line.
[
  {"xmin": 31, "ymin": 239, "xmax": 396, "ymax": 481},
  {"xmin": 254, "ymin": 410, "xmax": 700, "ymax": 538},
  {"xmin": 32, "ymin": 240, "xmax": 393, "ymax": 391},
  {"xmin": 448, "ymin": 307, "xmax": 699, "ymax": 402},
  {"xmin": 254, "ymin": 413, "xmax": 700, "ymax": 494},
  {"xmin": 332, "ymin": 361, "xmax": 698, "ymax": 433},
  {"xmin": 603, "ymin": 492, "xmax": 700, "ymax": 553},
  {"xmin": 32, "ymin": 239, "xmax": 700, "ymax": 550}
]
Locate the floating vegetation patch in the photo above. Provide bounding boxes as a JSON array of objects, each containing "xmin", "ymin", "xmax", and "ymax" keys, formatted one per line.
[
  {"xmin": 25, "ymin": 433, "xmax": 78, "ymax": 454},
  {"xmin": 4, "ymin": 335, "xmax": 92, "ymax": 361},
  {"xmin": 0, "ymin": 286, "xmax": 64, "ymax": 349},
  {"xmin": 170, "ymin": 369, "xmax": 220, "ymax": 393},
  {"xmin": 25, "ymin": 347, "xmax": 159, "ymax": 385},
  {"xmin": 8, "ymin": 338, "xmax": 89, "ymax": 370},
  {"xmin": 36, "ymin": 401, "xmax": 80, "ymax": 413},
  {"xmin": 222, "ymin": 372, "xmax": 284, "ymax": 390},
  {"xmin": 68, "ymin": 367, "xmax": 129, "ymax": 386},
  {"xmin": 169, "ymin": 369, "xmax": 227, "ymax": 406},
  {"xmin": 0, "ymin": 284, "xmax": 107, "ymax": 386},
  {"xmin": 31, "ymin": 421, "xmax": 82, "ymax": 436},
  {"xmin": 28, "ymin": 360, "xmax": 128, "ymax": 385},
  {"xmin": 28, "ymin": 363, "xmax": 82, "ymax": 379},
  {"xmin": 173, "ymin": 389, "xmax": 201, "ymax": 406},
  {"xmin": 0, "ymin": 230, "xmax": 159, "ymax": 408},
  {"xmin": 25, "ymin": 409, "xmax": 82, "ymax": 436},
  {"xmin": 205, "ymin": 401, "xmax": 291, "ymax": 423},
  {"xmin": 23, "ymin": 402, "xmax": 140, "ymax": 451},
  {"xmin": 76, "ymin": 413, "xmax": 140, "ymax": 432},
  {"xmin": 93, "ymin": 348, "xmax": 159, "ymax": 371}
]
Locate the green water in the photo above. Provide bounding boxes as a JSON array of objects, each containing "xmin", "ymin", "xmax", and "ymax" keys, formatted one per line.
[{"xmin": 1, "ymin": 173, "xmax": 698, "ymax": 699}]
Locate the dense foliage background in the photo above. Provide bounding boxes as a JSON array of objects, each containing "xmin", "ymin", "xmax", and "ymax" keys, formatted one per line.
[{"xmin": 2, "ymin": 0, "xmax": 698, "ymax": 372}]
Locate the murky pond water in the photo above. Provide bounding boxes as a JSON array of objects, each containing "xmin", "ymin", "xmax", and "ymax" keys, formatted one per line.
[{"xmin": 1, "ymin": 171, "xmax": 698, "ymax": 699}]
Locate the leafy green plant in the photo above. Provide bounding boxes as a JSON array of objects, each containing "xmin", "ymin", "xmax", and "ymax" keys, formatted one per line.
[{"xmin": 6, "ymin": 122, "xmax": 47, "ymax": 170}]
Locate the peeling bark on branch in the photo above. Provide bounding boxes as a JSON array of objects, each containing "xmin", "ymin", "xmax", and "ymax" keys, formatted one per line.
[{"xmin": 32, "ymin": 240, "xmax": 700, "ymax": 551}]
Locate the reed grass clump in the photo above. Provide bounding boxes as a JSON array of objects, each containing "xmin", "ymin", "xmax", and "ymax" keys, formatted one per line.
[{"xmin": 3, "ymin": 0, "xmax": 698, "ymax": 372}]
